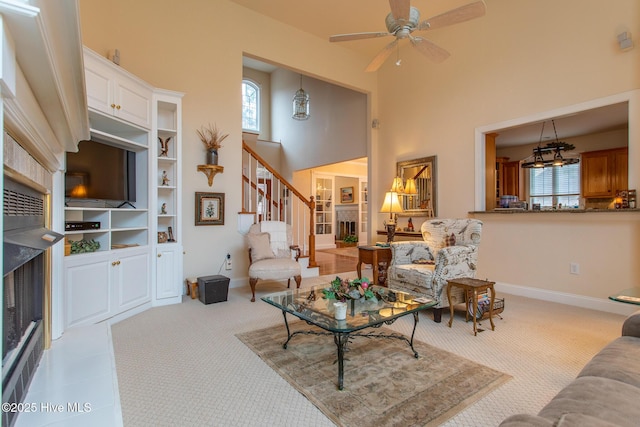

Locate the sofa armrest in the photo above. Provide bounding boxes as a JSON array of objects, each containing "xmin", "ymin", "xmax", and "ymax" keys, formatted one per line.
[
  {"xmin": 622, "ymin": 310, "xmax": 640, "ymax": 338},
  {"xmin": 499, "ymin": 414, "xmax": 553, "ymax": 427}
]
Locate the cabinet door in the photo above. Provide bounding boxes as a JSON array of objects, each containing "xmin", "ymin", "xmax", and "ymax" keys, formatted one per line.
[
  {"xmin": 155, "ymin": 245, "xmax": 183, "ymax": 302},
  {"xmin": 115, "ymin": 248, "xmax": 151, "ymax": 312},
  {"xmin": 581, "ymin": 151, "xmax": 612, "ymax": 197},
  {"xmin": 313, "ymin": 174, "xmax": 334, "ymax": 249},
  {"xmin": 502, "ymin": 161, "xmax": 520, "ymax": 198},
  {"xmin": 115, "ymin": 76, "xmax": 152, "ymax": 129},
  {"xmin": 613, "ymin": 148, "xmax": 628, "ymax": 193},
  {"xmin": 65, "ymin": 253, "xmax": 112, "ymax": 328},
  {"xmin": 84, "ymin": 63, "xmax": 114, "ymax": 117},
  {"xmin": 84, "ymin": 48, "xmax": 152, "ymax": 129}
]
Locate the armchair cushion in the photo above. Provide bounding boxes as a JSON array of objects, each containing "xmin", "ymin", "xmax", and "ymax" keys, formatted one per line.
[{"xmin": 248, "ymin": 232, "xmax": 275, "ymax": 261}]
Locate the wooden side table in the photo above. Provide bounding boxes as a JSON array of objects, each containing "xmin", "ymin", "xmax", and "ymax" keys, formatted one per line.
[
  {"xmin": 447, "ymin": 278, "xmax": 496, "ymax": 336},
  {"xmin": 357, "ymin": 245, "xmax": 392, "ymax": 286}
]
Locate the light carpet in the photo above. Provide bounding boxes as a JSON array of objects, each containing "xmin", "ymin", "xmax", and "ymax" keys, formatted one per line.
[
  {"xmin": 111, "ymin": 269, "xmax": 628, "ymax": 426},
  {"xmin": 237, "ymin": 322, "xmax": 510, "ymax": 427}
]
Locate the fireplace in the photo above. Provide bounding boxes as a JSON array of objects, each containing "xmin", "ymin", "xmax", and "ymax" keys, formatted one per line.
[
  {"xmin": 2, "ymin": 178, "xmax": 62, "ymax": 427},
  {"xmin": 336, "ymin": 205, "xmax": 358, "ymax": 240}
]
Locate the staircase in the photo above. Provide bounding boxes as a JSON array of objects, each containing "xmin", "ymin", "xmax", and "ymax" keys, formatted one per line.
[{"xmin": 242, "ymin": 141, "xmax": 318, "ymax": 273}]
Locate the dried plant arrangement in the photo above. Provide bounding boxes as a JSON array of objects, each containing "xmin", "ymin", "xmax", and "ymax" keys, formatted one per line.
[{"xmin": 197, "ymin": 123, "xmax": 228, "ymax": 151}]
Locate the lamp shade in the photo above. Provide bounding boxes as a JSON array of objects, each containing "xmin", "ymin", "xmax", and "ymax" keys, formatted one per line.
[
  {"xmin": 390, "ymin": 177, "xmax": 404, "ymax": 193},
  {"xmin": 70, "ymin": 184, "xmax": 88, "ymax": 198},
  {"xmin": 403, "ymin": 178, "xmax": 418, "ymax": 195},
  {"xmin": 380, "ymin": 191, "xmax": 403, "ymax": 219}
]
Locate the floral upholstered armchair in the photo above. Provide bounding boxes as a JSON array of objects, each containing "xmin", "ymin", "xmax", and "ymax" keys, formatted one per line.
[{"xmin": 387, "ymin": 218, "xmax": 483, "ymax": 322}]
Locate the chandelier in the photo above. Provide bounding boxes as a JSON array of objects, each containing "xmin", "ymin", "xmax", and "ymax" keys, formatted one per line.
[
  {"xmin": 521, "ymin": 120, "xmax": 578, "ymax": 168},
  {"xmin": 292, "ymin": 75, "xmax": 310, "ymax": 121}
]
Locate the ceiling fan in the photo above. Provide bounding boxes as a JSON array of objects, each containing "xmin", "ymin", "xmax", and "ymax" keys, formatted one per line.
[{"xmin": 329, "ymin": 0, "xmax": 486, "ymax": 72}]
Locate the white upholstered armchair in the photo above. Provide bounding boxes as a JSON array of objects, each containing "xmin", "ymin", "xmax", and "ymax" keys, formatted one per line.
[
  {"xmin": 387, "ymin": 218, "xmax": 483, "ymax": 322},
  {"xmin": 246, "ymin": 221, "xmax": 302, "ymax": 302}
]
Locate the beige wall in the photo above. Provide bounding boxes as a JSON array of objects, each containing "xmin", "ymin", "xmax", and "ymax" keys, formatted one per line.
[
  {"xmin": 79, "ymin": 0, "xmax": 640, "ymax": 312},
  {"xmin": 79, "ymin": 0, "xmax": 377, "ymax": 285},
  {"xmin": 375, "ymin": 0, "xmax": 639, "ymax": 311}
]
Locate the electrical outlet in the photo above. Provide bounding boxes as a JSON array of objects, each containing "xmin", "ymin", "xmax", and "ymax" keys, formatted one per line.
[
  {"xmin": 225, "ymin": 253, "xmax": 232, "ymax": 270},
  {"xmin": 570, "ymin": 262, "xmax": 580, "ymax": 275}
]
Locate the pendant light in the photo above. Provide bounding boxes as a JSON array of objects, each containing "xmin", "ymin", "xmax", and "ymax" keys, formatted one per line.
[
  {"xmin": 292, "ymin": 75, "xmax": 310, "ymax": 121},
  {"xmin": 522, "ymin": 120, "xmax": 578, "ymax": 168}
]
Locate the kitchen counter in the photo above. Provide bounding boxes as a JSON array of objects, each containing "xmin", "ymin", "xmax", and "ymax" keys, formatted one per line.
[{"xmin": 470, "ymin": 208, "xmax": 640, "ymax": 214}]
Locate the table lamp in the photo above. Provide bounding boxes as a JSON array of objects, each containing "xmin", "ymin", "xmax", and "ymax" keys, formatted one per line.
[
  {"xmin": 403, "ymin": 178, "xmax": 418, "ymax": 209},
  {"xmin": 380, "ymin": 191, "xmax": 403, "ymax": 242}
]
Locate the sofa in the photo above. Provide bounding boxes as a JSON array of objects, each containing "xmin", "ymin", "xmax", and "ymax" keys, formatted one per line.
[
  {"xmin": 387, "ymin": 218, "xmax": 482, "ymax": 322},
  {"xmin": 500, "ymin": 310, "xmax": 640, "ymax": 427}
]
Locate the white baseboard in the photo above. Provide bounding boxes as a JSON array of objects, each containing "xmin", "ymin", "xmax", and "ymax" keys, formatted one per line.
[
  {"xmin": 106, "ymin": 302, "xmax": 152, "ymax": 326},
  {"xmin": 495, "ymin": 281, "xmax": 639, "ymax": 316}
]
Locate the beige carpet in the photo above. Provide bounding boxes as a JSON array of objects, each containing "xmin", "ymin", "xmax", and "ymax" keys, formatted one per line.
[
  {"xmin": 110, "ymin": 269, "xmax": 628, "ymax": 426},
  {"xmin": 319, "ymin": 247, "xmax": 359, "ymax": 258},
  {"xmin": 237, "ymin": 322, "xmax": 510, "ymax": 427}
]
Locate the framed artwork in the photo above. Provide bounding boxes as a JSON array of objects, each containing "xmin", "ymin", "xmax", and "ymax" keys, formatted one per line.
[
  {"xmin": 195, "ymin": 192, "xmax": 224, "ymax": 225},
  {"xmin": 340, "ymin": 186, "xmax": 354, "ymax": 203}
]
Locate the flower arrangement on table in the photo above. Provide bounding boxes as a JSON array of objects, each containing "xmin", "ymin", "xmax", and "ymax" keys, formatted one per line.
[{"xmin": 322, "ymin": 276, "xmax": 376, "ymax": 302}]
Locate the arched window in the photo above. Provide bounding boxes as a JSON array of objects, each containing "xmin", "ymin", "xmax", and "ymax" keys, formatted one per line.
[{"xmin": 242, "ymin": 80, "xmax": 260, "ymax": 132}]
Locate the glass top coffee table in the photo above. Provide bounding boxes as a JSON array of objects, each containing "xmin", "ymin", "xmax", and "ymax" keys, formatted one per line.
[
  {"xmin": 261, "ymin": 285, "xmax": 436, "ymax": 390},
  {"xmin": 609, "ymin": 287, "xmax": 640, "ymax": 305}
]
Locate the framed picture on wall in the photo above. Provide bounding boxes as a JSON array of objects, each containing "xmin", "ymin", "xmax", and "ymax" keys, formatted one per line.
[
  {"xmin": 195, "ymin": 192, "xmax": 225, "ymax": 225},
  {"xmin": 340, "ymin": 186, "xmax": 354, "ymax": 203}
]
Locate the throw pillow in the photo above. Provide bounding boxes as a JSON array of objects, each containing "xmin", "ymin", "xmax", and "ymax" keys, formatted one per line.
[
  {"xmin": 444, "ymin": 233, "xmax": 456, "ymax": 247},
  {"xmin": 248, "ymin": 232, "xmax": 275, "ymax": 262}
]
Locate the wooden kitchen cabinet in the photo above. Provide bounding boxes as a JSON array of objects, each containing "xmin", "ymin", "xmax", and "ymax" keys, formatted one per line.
[
  {"xmin": 501, "ymin": 160, "xmax": 521, "ymax": 198},
  {"xmin": 495, "ymin": 156, "xmax": 509, "ymax": 206},
  {"xmin": 581, "ymin": 147, "xmax": 628, "ymax": 198}
]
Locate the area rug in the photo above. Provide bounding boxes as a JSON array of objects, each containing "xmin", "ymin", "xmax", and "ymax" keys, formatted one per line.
[
  {"xmin": 319, "ymin": 246, "xmax": 359, "ymax": 258},
  {"xmin": 236, "ymin": 322, "xmax": 511, "ymax": 427}
]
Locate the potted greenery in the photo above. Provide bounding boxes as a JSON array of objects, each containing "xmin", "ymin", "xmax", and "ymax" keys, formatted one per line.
[
  {"xmin": 342, "ymin": 234, "xmax": 358, "ymax": 247},
  {"xmin": 197, "ymin": 123, "xmax": 228, "ymax": 165}
]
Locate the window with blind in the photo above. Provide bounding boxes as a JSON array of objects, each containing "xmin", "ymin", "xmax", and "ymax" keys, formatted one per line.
[{"xmin": 529, "ymin": 163, "xmax": 580, "ymax": 208}]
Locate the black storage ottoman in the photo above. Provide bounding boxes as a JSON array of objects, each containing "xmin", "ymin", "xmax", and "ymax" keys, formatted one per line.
[{"xmin": 197, "ymin": 275, "xmax": 230, "ymax": 304}]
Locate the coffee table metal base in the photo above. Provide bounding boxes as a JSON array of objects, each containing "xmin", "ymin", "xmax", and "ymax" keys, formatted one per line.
[{"xmin": 279, "ymin": 310, "xmax": 420, "ymax": 390}]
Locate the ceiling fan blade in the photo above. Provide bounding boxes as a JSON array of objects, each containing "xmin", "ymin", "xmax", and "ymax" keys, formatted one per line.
[
  {"xmin": 410, "ymin": 36, "xmax": 450, "ymax": 63},
  {"xmin": 330, "ymin": 32, "xmax": 391, "ymax": 42},
  {"xmin": 416, "ymin": 0, "xmax": 486, "ymax": 31},
  {"xmin": 365, "ymin": 39, "xmax": 398, "ymax": 72},
  {"xmin": 389, "ymin": 0, "xmax": 411, "ymax": 22}
]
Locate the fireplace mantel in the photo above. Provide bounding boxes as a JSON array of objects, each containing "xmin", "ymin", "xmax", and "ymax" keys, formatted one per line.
[{"xmin": 0, "ymin": 0, "xmax": 89, "ymax": 172}]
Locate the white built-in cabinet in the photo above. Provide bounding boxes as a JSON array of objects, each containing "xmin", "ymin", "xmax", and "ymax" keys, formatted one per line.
[
  {"xmin": 152, "ymin": 90, "xmax": 184, "ymax": 305},
  {"xmin": 83, "ymin": 50, "xmax": 152, "ymax": 129},
  {"xmin": 63, "ymin": 47, "xmax": 183, "ymax": 328},
  {"xmin": 64, "ymin": 247, "xmax": 150, "ymax": 328}
]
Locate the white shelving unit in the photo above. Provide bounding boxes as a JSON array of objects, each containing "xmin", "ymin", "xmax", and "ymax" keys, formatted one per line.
[
  {"xmin": 359, "ymin": 180, "xmax": 368, "ymax": 244},
  {"xmin": 63, "ymin": 47, "xmax": 183, "ymax": 328},
  {"xmin": 152, "ymin": 90, "xmax": 184, "ymax": 305}
]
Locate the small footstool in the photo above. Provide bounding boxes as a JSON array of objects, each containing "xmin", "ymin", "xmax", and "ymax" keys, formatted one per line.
[{"xmin": 185, "ymin": 277, "xmax": 199, "ymax": 299}]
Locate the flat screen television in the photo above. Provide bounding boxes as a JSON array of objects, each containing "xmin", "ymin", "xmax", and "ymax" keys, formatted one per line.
[{"xmin": 65, "ymin": 140, "xmax": 136, "ymax": 204}]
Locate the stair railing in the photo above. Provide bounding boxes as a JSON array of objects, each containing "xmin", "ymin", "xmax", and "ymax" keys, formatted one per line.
[{"xmin": 242, "ymin": 141, "xmax": 317, "ymax": 269}]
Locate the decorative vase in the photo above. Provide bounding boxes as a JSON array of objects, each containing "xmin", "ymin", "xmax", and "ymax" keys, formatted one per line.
[{"xmin": 206, "ymin": 149, "xmax": 218, "ymax": 165}]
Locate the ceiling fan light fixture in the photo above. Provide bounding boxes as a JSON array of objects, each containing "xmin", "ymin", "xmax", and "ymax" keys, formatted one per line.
[
  {"xmin": 292, "ymin": 75, "xmax": 310, "ymax": 121},
  {"xmin": 330, "ymin": 0, "xmax": 487, "ymax": 72}
]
